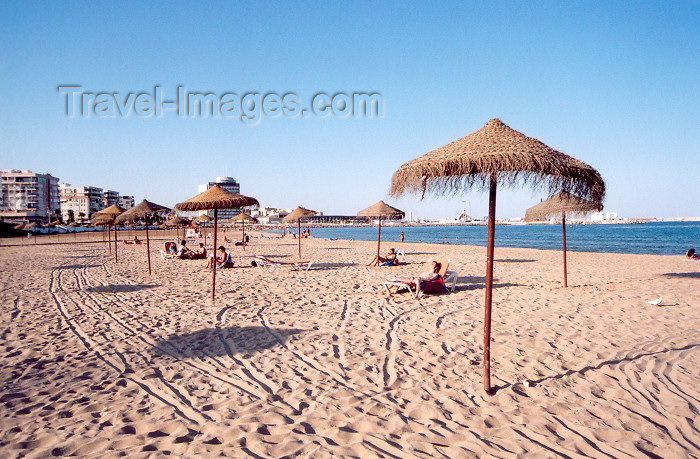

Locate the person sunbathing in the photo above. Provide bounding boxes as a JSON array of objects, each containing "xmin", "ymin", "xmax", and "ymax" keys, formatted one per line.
[
  {"xmin": 123, "ymin": 236, "xmax": 141, "ymax": 245},
  {"xmin": 396, "ymin": 260, "xmax": 443, "ymax": 297},
  {"xmin": 176, "ymin": 240, "xmax": 194, "ymax": 258},
  {"xmin": 367, "ymin": 248, "xmax": 399, "ymax": 266},
  {"xmin": 205, "ymin": 246, "xmax": 234, "ymax": 269},
  {"xmin": 686, "ymin": 248, "xmax": 699, "ymax": 261},
  {"xmin": 189, "ymin": 242, "xmax": 207, "ymax": 260}
]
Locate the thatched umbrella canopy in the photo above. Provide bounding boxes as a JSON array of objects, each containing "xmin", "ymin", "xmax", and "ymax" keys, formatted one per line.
[
  {"xmin": 357, "ymin": 201, "xmax": 404, "ymax": 265},
  {"xmin": 164, "ymin": 216, "xmax": 190, "ymax": 226},
  {"xmin": 164, "ymin": 216, "xmax": 191, "ymax": 240},
  {"xmin": 115, "ymin": 200, "xmax": 171, "ymax": 276},
  {"xmin": 525, "ymin": 191, "xmax": 602, "ymax": 287},
  {"xmin": 229, "ymin": 212, "xmax": 259, "ymax": 250},
  {"xmin": 282, "ymin": 207, "xmax": 316, "ymax": 259},
  {"xmin": 95, "ymin": 204, "xmax": 127, "ymax": 217},
  {"xmin": 195, "ymin": 214, "xmax": 211, "ymax": 224},
  {"xmin": 391, "ymin": 118, "xmax": 605, "ymax": 392},
  {"xmin": 525, "ymin": 191, "xmax": 602, "ymax": 221},
  {"xmin": 229, "ymin": 212, "xmax": 258, "ymax": 223},
  {"xmin": 92, "ymin": 204, "xmax": 126, "ymax": 261},
  {"xmin": 175, "ymin": 184, "xmax": 259, "ymax": 299}
]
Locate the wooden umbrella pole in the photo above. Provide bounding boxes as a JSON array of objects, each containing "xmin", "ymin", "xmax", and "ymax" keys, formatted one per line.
[
  {"xmin": 146, "ymin": 217, "xmax": 152, "ymax": 276},
  {"xmin": 483, "ymin": 173, "xmax": 497, "ymax": 393},
  {"xmin": 114, "ymin": 222, "xmax": 118, "ymax": 262},
  {"xmin": 108, "ymin": 224, "xmax": 111, "ymax": 253},
  {"xmin": 376, "ymin": 217, "xmax": 381, "ymax": 264},
  {"xmin": 212, "ymin": 209, "xmax": 218, "ymax": 300},
  {"xmin": 562, "ymin": 212, "xmax": 568, "ymax": 288},
  {"xmin": 297, "ymin": 220, "xmax": 301, "ymax": 258},
  {"xmin": 242, "ymin": 220, "xmax": 246, "ymax": 251}
]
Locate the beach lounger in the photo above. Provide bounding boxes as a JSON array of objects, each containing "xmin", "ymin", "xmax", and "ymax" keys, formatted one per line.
[
  {"xmin": 383, "ymin": 258, "xmax": 457, "ymax": 298},
  {"xmin": 253, "ymin": 256, "xmax": 313, "ymax": 273},
  {"xmin": 395, "ymin": 249, "xmax": 407, "ymax": 262},
  {"xmin": 160, "ymin": 242, "xmax": 177, "ymax": 259}
]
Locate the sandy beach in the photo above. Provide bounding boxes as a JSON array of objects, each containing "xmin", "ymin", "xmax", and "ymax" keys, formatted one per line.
[{"xmin": 1, "ymin": 231, "xmax": 698, "ymax": 458}]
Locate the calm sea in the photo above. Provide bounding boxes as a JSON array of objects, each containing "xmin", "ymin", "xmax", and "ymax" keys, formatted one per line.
[{"xmin": 287, "ymin": 222, "xmax": 699, "ymax": 256}]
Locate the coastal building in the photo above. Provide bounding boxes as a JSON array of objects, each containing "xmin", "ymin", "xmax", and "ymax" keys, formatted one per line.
[
  {"xmin": 0, "ymin": 169, "xmax": 60, "ymax": 224},
  {"xmin": 198, "ymin": 176, "xmax": 256, "ymax": 220},
  {"xmin": 589, "ymin": 211, "xmax": 619, "ymax": 222},
  {"xmin": 118, "ymin": 195, "xmax": 135, "ymax": 210},
  {"xmin": 103, "ymin": 189, "xmax": 120, "ymax": 207},
  {"xmin": 59, "ymin": 184, "xmax": 105, "ymax": 222}
]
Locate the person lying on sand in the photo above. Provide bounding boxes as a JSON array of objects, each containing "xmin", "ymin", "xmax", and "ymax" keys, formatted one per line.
[
  {"xmin": 189, "ymin": 242, "xmax": 207, "ymax": 260},
  {"xmin": 368, "ymin": 248, "xmax": 399, "ymax": 266},
  {"xmin": 123, "ymin": 236, "xmax": 141, "ymax": 245},
  {"xmin": 686, "ymin": 248, "xmax": 699, "ymax": 260}
]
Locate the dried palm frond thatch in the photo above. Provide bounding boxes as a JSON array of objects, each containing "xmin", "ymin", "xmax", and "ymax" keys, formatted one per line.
[
  {"xmin": 174, "ymin": 184, "xmax": 259, "ymax": 212},
  {"xmin": 282, "ymin": 206, "xmax": 316, "ymax": 223},
  {"xmin": 391, "ymin": 118, "xmax": 605, "ymax": 203},
  {"xmin": 91, "ymin": 204, "xmax": 126, "ymax": 261},
  {"xmin": 525, "ymin": 191, "xmax": 603, "ymax": 288},
  {"xmin": 525, "ymin": 191, "xmax": 602, "ymax": 222},
  {"xmin": 390, "ymin": 118, "xmax": 606, "ymax": 393},
  {"xmin": 174, "ymin": 184, "xmax": 259, "ymax": 299},
  {"xmin": 358, "ymin": 201, "xmax": 404, "ymax": 264},
  {"xmin": 282, "ymin": 207, "xmax": 317, "ymax": 258},
  {"xmin": 114, "ymin": 200, "xmax": 171, "ymax": 276}
]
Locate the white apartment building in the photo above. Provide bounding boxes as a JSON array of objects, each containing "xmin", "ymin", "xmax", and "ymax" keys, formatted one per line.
[
  {"xmin": 59, "ymin": 184, "xmax": 105, "ymax": 221},
  {"xmin": 0, "ymin": 169, "xmax": 60, "ymax": 224}
]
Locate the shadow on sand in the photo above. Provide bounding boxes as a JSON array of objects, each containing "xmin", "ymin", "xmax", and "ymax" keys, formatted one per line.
[
  {"xmin": 85, "ymin": 284, "xmax": 160, "ymax": 293},
  {"xmin": 662, "ymin": 272, "xmax": 700, "ymax": 279},
  {"xmin": 490, "ymin": 342, "xmax": 700, "ymax": 395},
  {"xmin": 153, "ymin": 326, "xmax": 304, "ymax": 357},
  {"xmin": 495, "ymin": 259, "xmax": 537, "ymax": 263},
  {"xmin": 455, "ymin": 276, "xmax": 526, "ymax": 291}
]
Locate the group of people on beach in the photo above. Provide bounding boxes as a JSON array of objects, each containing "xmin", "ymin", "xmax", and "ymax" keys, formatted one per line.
[{"xmin": 166, "ymin": 240, "xmax": 234, "ymax": 269}]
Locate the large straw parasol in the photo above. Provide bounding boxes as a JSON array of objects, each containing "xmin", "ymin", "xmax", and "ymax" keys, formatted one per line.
[
  {"xmin": 175, "ymin": 184, "xmax": 259, "ymax": 299},
  {"xmin": 357, "ymin": 201, "xmax": 404, "ymax": 265},
  {"xmin": 282, "ymin": 207, "xmax": 316, "ymax": 259},
  {"xmin": 115, "ymin": 200, "xmax": 171, "ymax": 275},
  {"xmin": 391, "ymin": 118, "xmax": 605, "ymax": 392},
  {"xmin": 525, "ymin": 191, "xmax": 602, "ymax": 287},
  {"xmin": 229, "ymin": 212, "xmax": 259, "ymax": 250},
  {"xmin": 92, "ymin": 204, "xmax": 126, "ymax": 261}
]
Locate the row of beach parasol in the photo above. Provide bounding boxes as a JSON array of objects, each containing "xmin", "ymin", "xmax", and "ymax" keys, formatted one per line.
[{"xmin": 90, "ymin": 118, "xmax": 605, "ymax": 393}]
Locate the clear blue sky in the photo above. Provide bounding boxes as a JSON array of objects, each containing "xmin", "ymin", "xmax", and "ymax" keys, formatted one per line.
[{"xmin": 2, "ymin": 1, "xmax": 698, "ymax": 220}]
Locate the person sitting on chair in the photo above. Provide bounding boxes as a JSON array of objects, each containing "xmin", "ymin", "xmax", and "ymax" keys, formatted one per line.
[
  {"xmin": 393, "ymin": 260, "xmax": 443, "ymax": 297},
  {"xmin": 205, "ymin": 246, "xmax": 234, "ymax": 269},
  {"xmin": 367, "ymin": 248, "xmax": 398, "ymax": 266}
]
